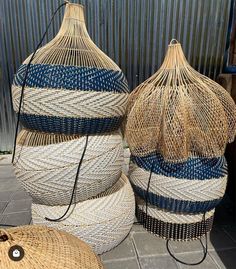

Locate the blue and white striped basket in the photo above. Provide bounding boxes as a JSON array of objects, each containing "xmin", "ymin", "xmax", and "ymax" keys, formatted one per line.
[
  {"xmin": 12, "ymin": 3, "xmax": 129, "ymax": 135},
  {"xmin": 129, "ymin": 153, "xmax": 228, "ymax": 214}
]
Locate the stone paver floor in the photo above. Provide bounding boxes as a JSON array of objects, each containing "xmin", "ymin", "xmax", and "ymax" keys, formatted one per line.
[{"xmin": 0, "ymin": 154, "xmax": 236, "ymax": 269}]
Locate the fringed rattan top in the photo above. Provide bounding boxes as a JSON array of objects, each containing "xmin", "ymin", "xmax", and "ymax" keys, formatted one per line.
[
  {"xmin": 0, "ymin": 225, "xmax": 103, "ymax": 269},
  {"xmin": 17, "ymin": 129, "xmax": 81, "ymax": 146},
  {"xmin": 125, "ymin": 40, "xmax": 236, "ymax": 162},
  {"xmin": 22, "ymin": 3, "xmax": 120, "ymax": 71}
]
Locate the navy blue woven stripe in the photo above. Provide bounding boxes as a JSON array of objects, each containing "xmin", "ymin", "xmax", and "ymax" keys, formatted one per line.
[
  {"xmin": 131, "ymin": 153, "xmax": 227, "ymax": 180},
  {"xmin": 13, "ymin": 64, "xmax": 129, "ymax": 93},
  {"xmin": 132, "ymin": 183, "xmax": 222, "ymax": 214},
  {"xmin": 19, "ymin": 113, "xmax": 123, "ymax": 135}
]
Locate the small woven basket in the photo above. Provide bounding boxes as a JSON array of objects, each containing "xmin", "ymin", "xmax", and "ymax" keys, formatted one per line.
[
  {"xmin": 0, "ymin": 225, "xmax": 104, "ymax": 269},
  {"xmin": 32, "ymin": 173, "xmax": 135, "ymax": 254},
  {"xmin": 136, "ymin": 196, "xmax": 214, "ymax": 241},
  {"xmin": 125, "ymin": 40, "xmax": 236, "ymax": 162},
  {"xmin": 129, "ymin": 154, "xmax": 228, "ymax": 214},
  {"xmin": 12, "ymin": 3, "xmax": 129, "ymax": 135},
  {"xmin": 13, "ymin": 129, "xmax": 124, "ymax": 206}
]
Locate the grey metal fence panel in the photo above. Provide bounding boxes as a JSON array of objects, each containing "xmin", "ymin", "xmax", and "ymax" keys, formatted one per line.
[{"xmin": 0, "ymin": 0, "xmax": 232, "ymax": 151}]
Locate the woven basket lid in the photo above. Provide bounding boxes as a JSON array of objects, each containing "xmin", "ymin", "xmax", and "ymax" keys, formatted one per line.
[
  {"xmin": 125, "ymin": 40, "xmax": 236, "ymax": 162},
  {"xmin": 0, "ymin": 225, "xmax": 104, "ymax": 269}
]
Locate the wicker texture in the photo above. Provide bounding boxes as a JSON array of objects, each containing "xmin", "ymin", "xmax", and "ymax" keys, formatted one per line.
[
  {"xmin": 12, "ymin": 86, "xmax": 127, "ymax": 119},
  {"xmin": 136, "ymin": 196, "xmax": 214, "ymax": 241},
  {"xmin": 13, "ymin": 129, "xmax": 124, "ymax": 206},
  {"xmin": 0, "ymin": 225, "xmax": 103, "ymax": 269},
  {"xmin": 125, "ymin": 41, "xmax": 236, "ymax": 162},
  {"xmin": 129, "ymin": 156, "xmax": 228, "ymax": 214},
  {"xmin": 131, "ymin": 153, "xmax": 228, "ymax": 180},
  {"xmin": 32, "ymin": 173, "xmax": 135, "ymax": 254},
  {"xmin": 12, "ymin": 3, "xmax": 129, "ymax": 135}
]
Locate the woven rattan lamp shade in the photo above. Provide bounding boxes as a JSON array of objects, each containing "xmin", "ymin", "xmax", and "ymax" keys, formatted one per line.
[
  {"xmin": 126, "ymin": 40, "xmax": 236, "ymax": 162},
  {"xmin": 13, "ymin": 129, "xmax": 123, "ymax": 206},
  {"xmin": 12, "ymin": 3, "xmax": 129, "ymax": 135},
  {"xmin": 0, "ymin": 225, "xmax": 103, "ymax": 269},
  {"xmin": 129, "ymin": 154, "xmax": 228, "ymax": 214},
  {"xmin": 136, "ymin": 196, "xmax": 214, "ymax": 241},
  {"xmin": 32, "ymin": 173, "xmax": 135, "ymax": 254}
]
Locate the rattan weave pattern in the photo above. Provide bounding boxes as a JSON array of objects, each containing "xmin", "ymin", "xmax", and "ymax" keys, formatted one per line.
[
  {"xmin": 136, "ymin": 207, "xmax": 214, "ymax": 241},
  {"xmin": 0, "ymin": 225, "xmax": 104, "ymax": 269},
  {"xmin": 136, "ymin": 196, "xmax": 214, "ymax": 241},
  {"xmin": 125, "ymin": 41, "xmax": 236, "ymax": 162},
  {"xmin": 129, "ymin": 161, "xmax": 227, "ymax": 214},
  {"xmin": 12, "ymin": 3, "xmax": 129, "ymax": 135},
  {"xmin": 131, "ymin": 153, "xmax": 228, "ymax": 180},
  {"xmin": 12, "ymin": 86, "xmax": 128, "ymax": 118},
  {"xmin": 32, "ymin": 173, "xmax": 135, "ymax": 254},
  {"xmin": 22, "ymin": 4, "xmax": 121, "ymax": 70},
  {"xmin": 13, "ymin": 129, "xmax": 123, "ymax": 205}
]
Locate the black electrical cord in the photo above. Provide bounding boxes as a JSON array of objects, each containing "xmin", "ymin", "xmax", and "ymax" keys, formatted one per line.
[
  {"xmin": 11, "ymin": 1, "xmax": 68, "ymax": 164},
  {"xmin": 144, "ymin": 160, "xmax": 155, "ymax": 216},
  {"xmin": 45, "ymin": 135, "xmax": 89, "ymax": 222},
  {"xmin": 166, "ymin": 212, "xmax": 208, "ymax": 266}
]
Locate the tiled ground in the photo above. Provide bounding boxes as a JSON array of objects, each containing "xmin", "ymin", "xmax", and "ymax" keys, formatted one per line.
[{"xmin": 0, "ymin": 154, "xmax": 236, "ymax": 269}]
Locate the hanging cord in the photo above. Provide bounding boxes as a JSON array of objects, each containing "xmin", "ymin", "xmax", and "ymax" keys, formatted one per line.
[
  {"xmin": 144, "ymin": 160, "xmax": 155, "ymax": 217},
  {"xmin": 133, "ymin": 160, "xmax": 154, "ymax": 225},
  {"xmin": 166, "ymin": 212, "xmax": 208, "ymax": 266},
  {"xmin": 45, "ymin": 135, "xmax": 89, "ymax": 222},
  {"xmin": 11, "ymin": 1, "xmax": 68, "ymax": 164}
]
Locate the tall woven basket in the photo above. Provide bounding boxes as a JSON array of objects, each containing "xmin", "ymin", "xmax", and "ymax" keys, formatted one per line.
[
  {"xmin": 0, "ymin": 225, "xmax": 104, "ymax": 269},
  {"xmin": 126, "ymin": 40, "xmax": 236, "ymax": 162},
  {"xmin": 125, "ymin": 40, "xmax": 236, "ymax": 241},
  {"xmin": 12, "ymin": 3, "xmax": 129, "ymax": 135},
  {"xmin": 32, "ymin": 173, "xmax": 135, "ymax": 254},
  {"xmin": 13, "ymin": 129, "xmax": 124, "ymax": 206}
]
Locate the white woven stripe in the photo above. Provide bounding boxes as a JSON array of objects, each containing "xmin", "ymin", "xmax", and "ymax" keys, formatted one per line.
[
  {"xmin": 32, "ymin": 174, "xmax": 135, "ymax": 254},
  {"xmin": 136, "ymin": 196, "xmax": 215, "ymax": 224},
  {"xmin": 129, "ymin": 163, "xmax": 227, "ymax": 202},
  {"xmin": 12, "ymin": 85, "xmax": 128, "ymax": 118},
  {"xmin": 14, "ymin": 133, "xmax": 124, "ymax": 205}
]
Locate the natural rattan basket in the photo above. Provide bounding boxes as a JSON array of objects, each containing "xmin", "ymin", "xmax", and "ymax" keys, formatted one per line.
[
  {"xmin": 13, "ymin": 129, "xmax": 124, "ymax": 206},
  {"xmin": 32, "ymin": 173, "xmax": 135, "ymax": 254},
  {"xmin": 0, "ymin": 225, "xmax": 104, "ymax": 269},
  {"xmin": 12, "ymin": 3, "xmax": 129, "ymax": 135},
  {"xmin": 129, "ymin": 154, "xmax": 228, "ymax": 214},
  {"xmin": 125, "ymin": 40, "xmax": 236, "ymax": 162},
  {"xmin": 136, "ymin": 196, "xmax": 214, "ymax": 241}
]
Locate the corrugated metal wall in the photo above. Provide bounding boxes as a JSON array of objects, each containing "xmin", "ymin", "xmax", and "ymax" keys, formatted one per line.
[{"xmin": 0, "ymin": 0, "xmax": 232, "ymax": 151}]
